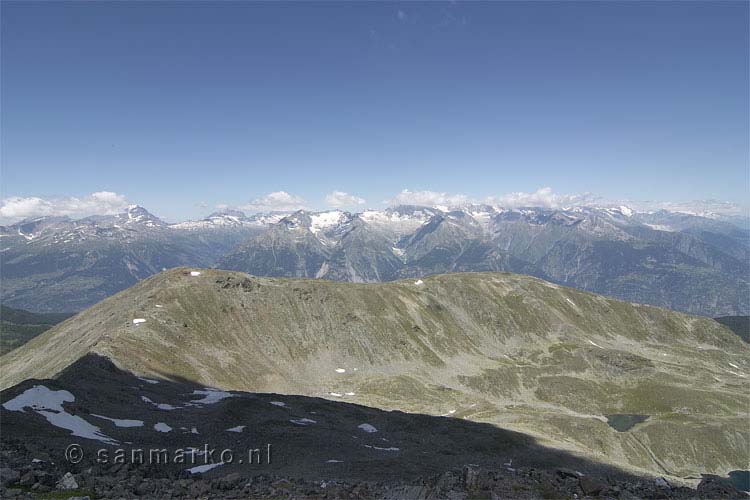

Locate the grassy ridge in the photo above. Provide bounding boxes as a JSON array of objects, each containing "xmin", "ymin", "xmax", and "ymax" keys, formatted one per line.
[{"xmin": 1, "ymin": 268, "xmax": 748, "ymax": 480}]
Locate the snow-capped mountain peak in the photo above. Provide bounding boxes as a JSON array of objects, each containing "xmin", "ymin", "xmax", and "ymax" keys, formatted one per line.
[{"xmin": 309, "ymin": 210, "xmax": 347, "ymax": 235}]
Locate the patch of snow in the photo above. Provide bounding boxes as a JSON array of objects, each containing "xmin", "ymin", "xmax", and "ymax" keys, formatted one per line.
[
  {"xmin": 190, "ymin": 271, "xmax": 201, "ymax": 276},
  {"xmin": 310, "ymin": 211, "xmax": 346, "ymax": 235},
  {"xmin": 329, "ymin": 392, "xmax": 343, "ymax": 397},
  {"xmin": 191, "ymin": 427, "xmax": 199, "ymax": 434},
  {"xmin": 588, "ymin": 340, "xmax": 603, "ymax": 349},
  {"xmin": 226, "ymin": 425, "xmax": 245, "ymax": 433},
  {"xmin": 335, "ymin": 368, "xmax": 346, "ymax": 373},
  {"xmin": 189, "ymin": 388, "xmax": 232, "ymax": 405},
  {"xmin": 141, "ymin": 396, "xmax": 179, "ymax": 411},
  {"xmin": 364, "ymin": 445, "xmax": 400, "ymax": 452},
  {"xmin": 91, "ymin": 414, "xmax": 144, "ymax": 428},
  {"xmin": 326, "ymin": 459, "xmax": 344, "ymax": 463},
  {"xmin": 137, "ymin": 377, "xmax": 159, "ymax": 385},
  {"xmin": 154, "ymin": 422, "xmax": 172, "ymax": 433},
  {"xmin": 3, "ymin": 385, "xmax": 117, "ymax": 444},
  {"xmin": 414, "ymin": 280, "xmax": 424, "ymax": 286},
  {"xmin": 155, "ymin": 304, "xmax": 164, "ymax": 308},
  {"xmin": 345, "ymin": 392, "xmax": 355, "ymax": 396},
  {"xmin": 358, "ymin": 423, "xmax": 378, "ymax": 433},
  {"xmin": 132, "ymin": 318, "xmax": 146, "ymax": 324},
  {"xmin": 728, "ymin": 362, "xmax": 739, "ymax": 369},
  {"xmin": 290, "ymin": 418, "xmax": 317, "ymax": 426},
  {"xmin": 270, "ymin": 401, "xmax": 287, "ymax": 407},
  {"xmin": 187, "ymin": 462, "xmax": 224, "ymax": 474},
  {"xmin": 392, "ymin": 247, "xmax": 404, "ymax": 257}
]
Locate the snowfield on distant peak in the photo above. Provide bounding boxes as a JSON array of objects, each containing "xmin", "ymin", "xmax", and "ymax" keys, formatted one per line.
[{"xmin": 310, "ymin": 211, "xmax": 346, "ymax": 235}]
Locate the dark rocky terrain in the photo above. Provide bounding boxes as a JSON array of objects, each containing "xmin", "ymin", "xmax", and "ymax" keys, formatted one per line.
[{"xmin": 1, "ymin": 355, "xmax": 746, "ymax": 499}]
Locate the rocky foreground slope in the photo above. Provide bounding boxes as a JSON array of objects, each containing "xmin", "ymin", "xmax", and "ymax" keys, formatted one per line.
[
  {"xmin": 1, "ymin": 268, "xmax": 748, "ymax": 486},
  {"xmin": 2, "ymin": 356, "xmax": 746, "ymax": 499}
]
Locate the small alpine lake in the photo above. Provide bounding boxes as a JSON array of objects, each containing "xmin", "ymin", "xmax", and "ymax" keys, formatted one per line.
[{"xmin": 605, "ymin": 414, "xmax": 649, "ymax": 432}]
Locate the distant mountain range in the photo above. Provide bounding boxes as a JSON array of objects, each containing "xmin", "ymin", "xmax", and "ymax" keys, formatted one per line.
[{"xmin": 1, "ymin": 204, "xmax": 748, "ymax": 316}]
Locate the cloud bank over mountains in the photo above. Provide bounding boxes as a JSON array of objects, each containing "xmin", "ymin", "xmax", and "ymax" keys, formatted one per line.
[
  {"xmin": 0, "ymin": 192, "xmax": 131, "ymax": 222},
  {"xmin": 325, "ymin": 191, "xmax": 366, "ymax": 208},
  {"xmin": 0, "ymin": 187, "xmax": 746, "ymax": 224},
  {"xmin": 237, "ymin": 191, "xmax": 308, "ymax": 213}
]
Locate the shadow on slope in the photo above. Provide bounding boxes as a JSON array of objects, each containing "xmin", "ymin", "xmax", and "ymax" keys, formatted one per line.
[
  {"xmin": 0, "ymin": 353, "xmax": 649, "ymax": 484},
  {"xmin": 715, "ymin": 316, "xmax": 750, "ymax": 343}
]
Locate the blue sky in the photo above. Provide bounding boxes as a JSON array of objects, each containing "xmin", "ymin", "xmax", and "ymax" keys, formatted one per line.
[{"xmin": 1, "ymin": 1, "xmax": 748, "ymax": 222}]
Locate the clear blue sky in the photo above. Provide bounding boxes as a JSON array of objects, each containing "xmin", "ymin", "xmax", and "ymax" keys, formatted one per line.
[{"xmin": 1, "ymin": 1, "xmax": 748, "ymax": 221}]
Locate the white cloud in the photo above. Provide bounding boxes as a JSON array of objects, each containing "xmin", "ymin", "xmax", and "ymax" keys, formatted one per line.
[
  {"xmin": 388, "ymin": 189, "xmax": 470, "ymax": 209},
  {"xmin": 325, "ymin": 191, "xmax": 365, "ymax": 208},
  {"xmin": 239, "ymin": 191, "xmax": 307, "ymax": 213},
  {"xmin": 397, "ymin": 9, "xmax": 407, "ymax": 21},
  {"xmin": 387, "ymin": 187, "xmax": 601, "ymax": 210},
  {"xmin": 485, "ymin": 187, "xmax": 597, "ymax": 209},
  {"xmin": 0, "ymin": 191, "xmax": 130, "ymax": 223},
  {"xmin": 622, "ymin": 199, "xmax": 747, "ymax": 218}
]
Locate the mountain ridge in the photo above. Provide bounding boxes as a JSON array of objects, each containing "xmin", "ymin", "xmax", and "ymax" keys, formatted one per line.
[{"xmin": 2, "ymin": 268, "xmax": 747, "ymax": 481}]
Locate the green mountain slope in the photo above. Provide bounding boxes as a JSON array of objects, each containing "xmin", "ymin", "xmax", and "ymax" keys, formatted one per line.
[
  {"xmin": 1, "ymin": 268, "xmax": 747, "ymax": 481},
  {"xmin": 715, "ymin": 316, "xmax": 750, "ymax": 343},
  {"xmin": 0, "ymin": 305, "xmax": 74, "ymax": 354}
]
